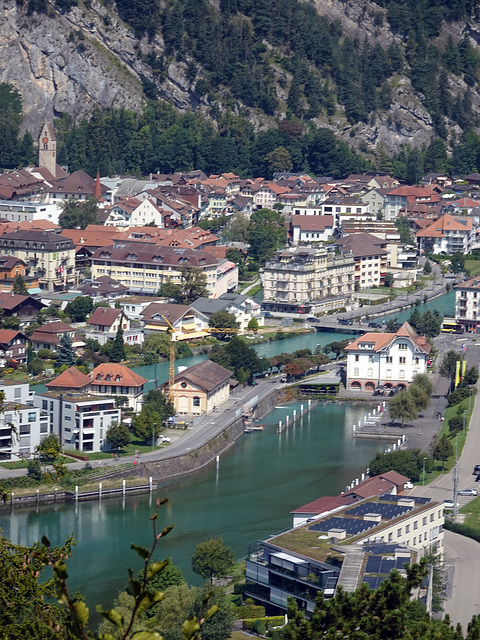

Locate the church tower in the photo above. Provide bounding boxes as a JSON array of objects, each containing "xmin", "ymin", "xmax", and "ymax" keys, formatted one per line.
[{"xmin": 38, "ymin": 122, "xmax": 57, "ymax": 176}]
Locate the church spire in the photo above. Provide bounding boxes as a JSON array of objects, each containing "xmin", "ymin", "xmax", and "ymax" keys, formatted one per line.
[{"xmin": 94, "ymin": 169, "xmax": 103, "ymax": 201}]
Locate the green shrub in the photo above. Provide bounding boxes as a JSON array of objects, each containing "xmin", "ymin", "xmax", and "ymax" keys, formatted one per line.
[
  {"xmin": 234, "ymin": 604, "xmax": 266, "ymax": 619},
  {"xmin": 266, "ymin": 616, "xmax": 285, "ymax": 627},
  {"xmin": 444, "ymin": 519, "xmax": 480, "ymax": 543},
  {"xmin": 448, "ymin": 414, "xmax": 464, "ymax": 435},
  {"xmin": 253, "ymin": 620, "xmax": 267, "ymax": 636}
]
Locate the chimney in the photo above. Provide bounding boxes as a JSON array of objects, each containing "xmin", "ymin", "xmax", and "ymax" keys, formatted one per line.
[{"xmin": 94, "ymin": 170, "xmax": 103, "ymax": 201}]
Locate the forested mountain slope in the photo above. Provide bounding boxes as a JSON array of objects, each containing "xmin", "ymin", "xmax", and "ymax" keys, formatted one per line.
[{"xmin": 3, "ymin": 0, "xmax": 480, "ymax": 157}]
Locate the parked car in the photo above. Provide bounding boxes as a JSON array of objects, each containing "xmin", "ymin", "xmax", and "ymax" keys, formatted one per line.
[
  {"xmin": 264, "ymin": 312, "xmax": 273, "ymax": 318},
  {"xmin": 307, "ymin": 316, "xmax": 318, "ymax": 322},
  {"xmin": 473, "ymin": 465, "xmax": 480, "ymax": 475},
  {"xmin": 404, "ymin": 481, "xmax": 414, "ymax": 489},
  {"xmin": 443, "ymin": 499, "xmax": 459, "ymax": 509},
  {"xmin": 458, "ymin": 488, "xmax": 478, "ymax": 496},
  {"xmin": 338, "ymin": 318, "xmax": 353, "ymax": 326},
  {"xmin": 368, "ymin": 322, "xmax": 382, "ymax": 329},
  {"xmin": 158, "ymin": 434, "xmax": 171, "ymax": 443}
]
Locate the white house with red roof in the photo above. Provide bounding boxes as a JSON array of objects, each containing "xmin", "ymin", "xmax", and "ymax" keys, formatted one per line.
[
  {"xmin": 289, "ymin": 214, "xmax": 335, "ymax": 244},
  {"xmin": 345, "ymin": 322, "xmax": 431, "ymax": 392},
  {"xmin": 90, "ymin": 363, "xmax": 147, "ymax": 410},
  {"xmin": 416, "ymin": 213, "xmax": 475, "ymax": 255}
]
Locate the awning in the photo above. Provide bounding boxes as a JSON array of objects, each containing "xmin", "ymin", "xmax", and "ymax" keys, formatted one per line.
[
  {"xmin": 175, "ymin": 331, "xmax": 209, "ymax": 341},
  {"xmin": 27, "ymin": 287, "xmax": 42, "ymax": 294},
  {"xmin": 271, "ymin": 552, "xmax": 306, "ymax": 564}
]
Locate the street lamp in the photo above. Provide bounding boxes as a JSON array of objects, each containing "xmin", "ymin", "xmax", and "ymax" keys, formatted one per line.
[
  {"xmin": 423, "ymin": 457, "xmax": 427, "ymax": 486},
  {"xmin": 463, "ymin": 410, "xmax": 467, "ymax": 431}
]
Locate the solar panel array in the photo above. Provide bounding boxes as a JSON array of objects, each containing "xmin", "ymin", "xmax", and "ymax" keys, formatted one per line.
[
  {"xmin": 309, "ymin": 517, "xmax": 375, "ymax": 535},
  {"xmin": 379, "ymin": 493, "xmax": 431, "ymax": 505},
  {"xmin": 363, "ymin": 576, "xmax": 390, "ymax": 589},
  {"xmin": 365, "ymin": 556, "xmax": 407, "ymax": 573},
  {"xmin": 345, "ymin": 502, "xmax": 412, "ymax": 519}
]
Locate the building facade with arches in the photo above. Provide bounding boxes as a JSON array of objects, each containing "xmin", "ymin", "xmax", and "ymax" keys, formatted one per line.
[{"xmin": 345, "ymin": 322, "xmax": 430, "ymax": 392}]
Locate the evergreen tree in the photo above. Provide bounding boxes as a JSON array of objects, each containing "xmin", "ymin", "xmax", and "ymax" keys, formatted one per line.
[
  {"xmin": 12, "ymin": 274, "xmax": 29, "ymax": 295},
  {"xmin": 55, "ymin": 333, "xmax": 76, "ymax": 367},
  {"xmin": 110, "ymin": 325, "xmax": 126, "ymax": 363}
]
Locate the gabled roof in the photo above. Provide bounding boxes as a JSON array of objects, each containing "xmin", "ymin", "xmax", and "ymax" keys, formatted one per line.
[
  {"xmin": 0, "ymin": 329, "xmax": 25, "ymax": 345},
  {"xmin": 0, "ymin": 292, "xmax": 44, "ymax": 311},
  {"xmin": 416, "ymin": 213, "xmax": 473, "ymax": 238},
  {"xmin": 290, "ymin": 215, "xmax": 334, "ymax": 231},
  {"xmin": 172, "ymin": 359, "xmax": 232, "ymax": 392},
  {"xmin": 335, "ymin": 232, "xmax": 387, "ymax": 258},
  {"xmin": 88, "ymin": 306, "xmax": 122, "ymax": 327},
  {"xmin": 141, "ymin": 303, "xmax": 197, "ymax": 325},
  {"xmin": 345, "ymin": 322, "xmax": 431, "ymax": 354},
  {"xmin": 91, "ymin": 363, "xmax": 147, "ymax": 387},
  {"xmin": 46, "ymin": 366, "xmax": 91, "ymax": 390},
  {"xmin": 379, "ymin": 470, "xmax": 409, "ymax": 486},
  {"xmin": 344, "ymin": 476, "xmax": 397, "ymax": 499},
  {"xmin": 291, "ymin": 495, "xmax": 356, "ymax": 515}
]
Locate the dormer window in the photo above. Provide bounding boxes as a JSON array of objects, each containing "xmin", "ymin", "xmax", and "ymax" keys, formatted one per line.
[
  {"xmin": 105, "ymin": 374, "xmax": 112, "ymax": 381},
  {"xmin": 127, "ymin": 253, "xmax": 137, "ymax": 260},
  {"xmin": 96, "ymin": 374, "xmax": 102, "ymax": 380},
  {"xmin": 115, "ymin": 374, "xmax": 122, "ymax": 382}
]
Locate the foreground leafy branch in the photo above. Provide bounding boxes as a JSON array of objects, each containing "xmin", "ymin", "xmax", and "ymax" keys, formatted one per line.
[{"xmin": 0, "ymin": 498, "xmax": 218, "ymax": 640}]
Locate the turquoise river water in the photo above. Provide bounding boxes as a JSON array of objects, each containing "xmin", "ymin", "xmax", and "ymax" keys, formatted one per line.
[{"xmin": 0, "ymin": 291, "xmax": 454, "ymax": 612}]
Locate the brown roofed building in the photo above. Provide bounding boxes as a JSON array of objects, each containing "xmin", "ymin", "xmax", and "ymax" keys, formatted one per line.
[
  {"xmin": 335, "ymin": 232, "xmax": 388, "ymax": 288},
  {"xmin": 141, "ymin": 303, "xmax": 209, "ymax": 338},
  {"xmin": 0, "ymin": 292, "xmax": 45, "ymax": 323},
  {"xmin": 162, "ymin": 359, "xmax": 232, "ymax": 416},
  {"xmin": 90, "ymin": 363, "xmax": 147, "ymax": 410},
  {"xmin": 86, "ymin": 306, "xmax": 131, "ymax": 345},
  {"xmin": 30, "ymin": 320, "xmax": 77, "ymax": 352},
  {"xmin": 47, "ymin": 170, "xmax": 108, "ymax": 202},
  {"xmin": 416, "ymin": 213, "xmax": 474, "ymax": 255},
  {"xmin": 0, "ymin": 256, "xmax": 39, "ymax": 292},
  {"xmin": 46, "ymin": 366, "xmax": 92, "ymax": 391},
  {"xmin": 0, "ymin": 329, "xmax": 28, "ymax": 366}
]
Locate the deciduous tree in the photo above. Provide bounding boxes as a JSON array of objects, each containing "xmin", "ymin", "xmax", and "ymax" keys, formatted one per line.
[
  {"xmin": 389, "ymin": 390, "xmax": 418, "ymax": 426},
  {"xmin": 191, "ymin": 538, "xmax": 235, "ymax": 585},
  {"xmin": 59, "ymin": 196, "xmax": 99, "ymax": 229},
  {"xmin": 106, "ymin": 422, "xmax": 131, "ymax": 450}
]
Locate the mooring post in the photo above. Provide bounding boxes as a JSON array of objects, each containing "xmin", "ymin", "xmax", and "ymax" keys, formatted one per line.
[
  {"xmin": 75, "ymin": 486, "xmax": 78, "ymax": 501},
  {"xmin": 99, "ymin": 482, "xmax": 102, "ymax": 499}
]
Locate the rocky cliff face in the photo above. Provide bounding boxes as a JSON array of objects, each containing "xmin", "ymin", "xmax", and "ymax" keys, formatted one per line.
[{"xmin": 1, "ymin": 0, "xmax": 479, "ymax": 153}]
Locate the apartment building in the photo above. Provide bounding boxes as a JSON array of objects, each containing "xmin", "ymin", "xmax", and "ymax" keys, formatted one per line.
[
  {"xmin": 0, "ymin": 380, "xmax": 49, "ymax": 461},
  {"xmin": 0, "ymin": 229, "xmax": 75, "ymax": 291},
  {"xmin": 345, "ymin": 322, "xmax": 430, "ymax": 392},
  {"xmin": 245, "ymin": 492, "xmax": 443, "ymax": 615},
  {"xmin": 455, "ymin": 276, "xmax": 480, "ymax": 332},
  {"xmin": 335, "ymin": 233, "xmax": 388, "ymax": 289},
  {"xmin": 33, "ymin": 391, "xmax": 121, "ymax": 453},
  {"xmin": 91, "ymin": 242, "xmax": 238, "ymax": 298},
  {"xmin": 261, "ymin": 247, "xmax": 355, "ymax": 312}
]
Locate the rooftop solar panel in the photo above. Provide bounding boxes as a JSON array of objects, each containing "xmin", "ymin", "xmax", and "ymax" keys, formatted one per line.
[
  {"xmin": 380, "ymin": 559, "xmax": 395, "ymax": 574},
  {"xmin": 309, "ymin": 517, "xmax": 374, "ymax": 535},
  {"xmin": 345, "ymin": 502, "xmax": 412, "ymax": 519},
  {"xmin": 366, "ymin": 556, "xmax": 382, "ymax": 572}
]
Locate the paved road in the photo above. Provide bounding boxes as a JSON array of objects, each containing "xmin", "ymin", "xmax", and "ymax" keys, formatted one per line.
[
  {"xmin": 0, "ymin": 375, "xmax": 287, "ymax": 479},
  {"xmin": 443, "ymin": 530, "xmax": 480, "ymax": 629}
]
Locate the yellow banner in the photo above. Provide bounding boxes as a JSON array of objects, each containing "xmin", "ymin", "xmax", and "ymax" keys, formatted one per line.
[{"xmin": 455, "ymin": 360, "xmax": 461, "ymax": 388}]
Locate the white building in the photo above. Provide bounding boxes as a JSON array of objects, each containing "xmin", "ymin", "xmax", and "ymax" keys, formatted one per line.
[
  {"xmin": 345, "ymin": 322, "xmax": 430, "ymax": 392},
  {"xmin": 0, "ymin": 200, "xmax": 60, "ymax": 225},
  {"xmin": 190, "ymin": 292, "xmax": 264, "ymax": 330},
  {"xmin": 34, "ymin": 392, "xmax": 121, "ymax": 453},
  {"xmin": 455, "ymin": 276, "xmax": 480, "ymax": 333},
  {"xmin": 0, "ymin": 380, "xmax": 49, "ymax": 460}
]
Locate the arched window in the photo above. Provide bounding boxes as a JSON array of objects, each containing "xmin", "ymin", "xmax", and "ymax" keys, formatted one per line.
[{"xmin": 193, "ymin": 397, "xmax": 200, "ymax": 407}]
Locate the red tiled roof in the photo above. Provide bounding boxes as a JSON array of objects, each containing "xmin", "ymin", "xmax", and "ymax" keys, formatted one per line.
[
  {"xmin": 344, "ymin": 476, "xmax": 396, "ymax": 498},
  {"xmin": 345, "ymin": 322, "xmax": 431, "ymax": 354},
  {"xmin": 91, "ymin": 363, "xmax": 147, "ymax": 387},
  {"xmin": 291, "ymin": 495, "xmax": 356, "ymax": 514},
  {"xmin": 380, "ymin": 470, "xmax": 410, "ymax": 485},
  {"xmin": 46, "ymin": 366, "xmax": 92, "ymax": 389},
  {"xmin": 0, "ymin": 329, "xmax": 23, "ymax": 345},
  {"xmin": 88, "ymin": 307, "xmax": 122, "ymax": 327},
  {"xmin": 290, "ymin": 215, "xmax": 334, "ymax": 231},
  {"xmin": 416, "ymin": 214, "xmax": 473, "ymax": 238}
]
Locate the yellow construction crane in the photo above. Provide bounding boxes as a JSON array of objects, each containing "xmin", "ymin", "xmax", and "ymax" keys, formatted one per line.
[
  {"xmin": 159, "ymin": 314, "xmax": 178, "ymax": 402},
  {"xmin": 158, "ymin": 317, "xmax": 243, "ymax": 400}
]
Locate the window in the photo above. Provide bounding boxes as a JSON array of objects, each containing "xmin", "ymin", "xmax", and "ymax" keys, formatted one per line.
[
  {"xmin": 414, "ymin": 357, "xmax": 419, "ymax": 365},
  {"xmin": 355, "ymin": 355, "xmax": 359, "ymax": 362},
  {"xmin": 413, "ymin": 537, "xmax": 417, "ymax": 545},
  {"xmin": 14, "ymin": 388, "xmax": 21, "ymax": 399},
  {"xmin": 399, "ymin": 370, "xmax": 405, "ymax": 378},
  {"xmin": 65, "ymin": 404, "xmax": 71, "ymax": 409},
  {"xmin": 181, "ymin": 382, "xmax": 187, "ymax": 389},
  {"xmin": 397, "ymin": 528, "xmax": 402, "ymax": 537},
  {"xmin": 398, "ymin": 343, "xmax": 408, "ymax": 350},
  {"xmin": 193, "ymin": 397, "xmax": 200, "ymax": 407},
  {"xmin": 65, "ymin": 416, "xmax": 71, "ymax": 421},
  {"xmin": 388, "ymin": 533, "xmax": 393, "ymax": 542},
  {"xmin": 40, "ymin": 423, "xmax": 48, "ymax": 433},
  {"xmin": 413, "ymin": 521, "xmax": 418, "ymax": 530},
  {"xmin": 422, "ymin": 517, "xmax": 427, "ymax": 526},
  {"xmin": 430, "ymin": 513, "xmax": 434, "ymax": 522},
  {"xmin": 399, "ymin": 357, "xmax": 406, "ymax": 364},
  {"xmin": 354, "ymin": 367, "xmax": 359, "ymax": 376},
  {"xmin": 42, "ymin": 400, "xmax": 47, "ymax": 410},
  {"xmin": 368, "ymin": 355, "xmax": 374, "ymax": 363},
  {"xmin": 19, "ymin": 424, "xmax": 30, "ymax": 435},
  {"xmin": 386, "ymin": 356, "xmax": 393, "ymax": 363},
  {"xmin": 405, "ymin": 524, "xmax": 410, "ymax": 533},
  {"xmin": 424, "ymin": 532, "xmax": 428, "ymax": 541},
  {"xmin": 28, "ymin": 412, "xmax": 36, "ymax": 422}
]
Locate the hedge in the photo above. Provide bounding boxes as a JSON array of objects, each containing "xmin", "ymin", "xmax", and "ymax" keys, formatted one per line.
[
  {"xmin": 443, "ymin": 518, "xmax": 480, "ymax": 542},
  {"xmin": 243, "ymin": 616, "xmax": 285, "ymax": 630},
  {"xmin": 234, "ymin": 605, "xmax": 265, "ymax": 619}
]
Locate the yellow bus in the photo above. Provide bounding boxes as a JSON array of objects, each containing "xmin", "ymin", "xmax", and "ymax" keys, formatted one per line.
[{"xmin": 441, "ymin": 320, "xmax": 464, "ymax": 334}]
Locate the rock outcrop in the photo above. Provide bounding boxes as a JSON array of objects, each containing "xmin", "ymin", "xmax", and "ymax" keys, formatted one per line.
[{"xmin": 1, "ymin": 0, "xmax": 479, "ymax": 153}]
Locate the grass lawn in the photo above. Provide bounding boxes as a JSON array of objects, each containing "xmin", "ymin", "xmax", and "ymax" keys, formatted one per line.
[
  {"xmin": 460, "ymin": 495, "xmax": 480, "ymax": 528},
  {"xmin": 0, "ymin": 454, "xmax": 76, "ymax": 469},
  {"xmin": 422, "ymin": 396, "xmax": 473, "ymax": 485},
  {"xmin": 465, "ymin": 260, "xmax": 480, "ymax": 277}
]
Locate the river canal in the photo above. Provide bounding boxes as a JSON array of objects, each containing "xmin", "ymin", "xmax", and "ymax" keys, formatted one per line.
[{"xmin": 0, "ymin": 292, "xmax": 455, "ymax": 612}]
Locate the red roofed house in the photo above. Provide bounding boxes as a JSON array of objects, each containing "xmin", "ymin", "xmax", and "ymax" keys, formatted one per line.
[
  {"xmin": 384, "ymin": 186, "xmax": 439, "ymax": 221},
  {"xmin": 291, "ymin": 495, "xmax": 357, "ymax": 528},
  {"xmin": 416, "ymin": 214, "xmax": 474, "ymax": 255},
  {"xmin": 343, "ymin": 470, "xmax": 410, "ymax": 499},
  {"xmin": 345, "ymin": 322, "xmax": 431, "ymax": 392},
  {"xmin": 0, "ymin": 329, "xmax": 28, "ymax": 366},
  {"xmin": 290, "ymin": 214, "xmax": 335, "ymax": 244},
  {"xmin": 86, "ymin": 307, "xmax": 131, "ymax": 345},
  {"xmin": 90, "ymin": 363, "xmax": 147, "ymax": 410},
  {"xmin": 46, "ymin": 366, "xmax": 92, "ymax": 392}
]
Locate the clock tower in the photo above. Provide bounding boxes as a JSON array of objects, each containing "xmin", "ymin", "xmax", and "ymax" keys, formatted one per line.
[{"xmin": 38, "ymin": 122, "xmax": 57, "ymax": 177}]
